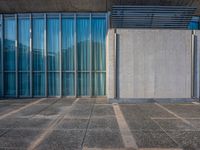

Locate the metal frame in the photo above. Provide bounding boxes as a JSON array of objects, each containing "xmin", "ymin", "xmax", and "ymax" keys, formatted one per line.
[
  {"xmin": 1, "ymin": 15, "xmax": 3, "ymax": 97},
  {"xmin": 191, "ymin": 30, "xmax": 195, "ymax": 98},
  {"xmin": 59, "ymin": 13, "xmax": 62, "ymax": 97},
  {"xmin": 90, "ymin": 13, "xmax": 92, "ymax": 97},
  {"xmin": 0, "ymin": 12, "xmax": 107, "ymax": 98},
  {"xmin": 30, "ymin": 14, "xmax": 32, "ymax": 97},
  {"xmin": 15, "ymin": 14, "xmax": 18, "ymax": 98},
  {"xmin": 111, "ymin": 5, "xmax": 196, "ymax": 28},
  {"xmin": 74, "ymin": 13, "xmax": 77, "ymax": 97},
  {"xmin": 44, "ymin": 13, "xmax": 47, "ymax": 97}
]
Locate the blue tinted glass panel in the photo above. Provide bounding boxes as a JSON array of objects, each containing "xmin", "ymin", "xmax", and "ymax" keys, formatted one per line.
[
  {"xmin": 48, "ymin": 72, "xmax": 60, "ymax": 96},
  {"xmin": 33, "ymin": 18, "xmax": 45, "ymax": 71},
  {"xmin": 92, "ymin": 18, "xmax": 106, "ymax": 71},
  {"xmin": 4, "ymin": 72, "xmax": 16, "ymax": 96},
  {"xmin": 92, "ymin": 72, "xmax": 106, "ymax": 96},
  {"xmin": 62, "ymin": 72, "xmax": 74, "ymax": 96},
  {"xmin": 77, "ymin": 72, "xmax": 90, "ymax": 96},
  {"xmin": 47, "ymin": 18, "xmax": 59, "ymax": 71},
  {"xmin": 18, "ymin": 72, "xmax": 30, "ymax": 96},
  {"xmin": 18, "ymin": 18, "xmax": 30, "ymax": 71},
  {"xmin": 33, "ymin": 72, "xmax": 45, "ymax": 96},
  {"xmin": 77, "ymin": 17, "xmax": 90, "ymax": 71},
  {"xmin": 0, "ymin": 18, "xmax": 1, "ymax": 97},
  {"xmin": 18, "ymin": 18, "xmax": 30, "ymax": 96},
  {"xmin": 4, "ymin": 17, "xmax": 16, "ymax": 96},
  {"xmin": 0, "ymin": 73, "xmax": 2, "ymax": 96},
  {"xmin": 4, "ymin": 17, "xmax": 16, "ymax": 71},
  {"xmin": 62, "ymin": 18, "xmax": 74, "ymax": 71}
]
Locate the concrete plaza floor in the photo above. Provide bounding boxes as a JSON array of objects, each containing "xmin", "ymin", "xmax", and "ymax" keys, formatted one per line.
[{"xmin": 0, "ymin": 98, "xmax": 200, "ymax": 150}]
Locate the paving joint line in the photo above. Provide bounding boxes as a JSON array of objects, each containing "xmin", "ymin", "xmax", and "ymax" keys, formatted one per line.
[
  {"xmin": 151, "ymin": 118, "xmax": 181, "ymax": 149},
  {"xmin": 0, "ymin": 98, "xmax": 47, "ymax": 120},
  {"xmin": 155, "ymin": 103, "xmax": 196, "ymax": 129},
  {"xmin": 81, "ymin": 99, "xmax": 96, "ymax": 149},
  {"xmin": 27, "ymin": 98, "xmax": 80, "ymax": 150},
  {"xmin": 30, "ymin": 98, "xmax": 62, "ymax": 119},
  {"xmin": 113, "ymin": 103, "xmax": 138, "ymax": 149}
]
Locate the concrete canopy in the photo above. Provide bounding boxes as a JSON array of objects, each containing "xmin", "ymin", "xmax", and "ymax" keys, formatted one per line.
[{"xmin": 0, "ymin": 0, "xmax": 199, "ymax": 15}]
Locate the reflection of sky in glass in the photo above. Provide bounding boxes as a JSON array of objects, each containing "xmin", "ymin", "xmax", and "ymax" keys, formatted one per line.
[
  {"xmin": 62, "ymin": 18, "xmax": 74, "ymax": 71},
  {"xmin": 0, "ymin": 14, "xmax": 107, "ymax": 97},
  {"xmin": 47, "ymin": 18, "xmax": 59, "ymax": 71},
  {"xmin": 33, "ymin": 18, "xmax": 45, "ymax": 71}
]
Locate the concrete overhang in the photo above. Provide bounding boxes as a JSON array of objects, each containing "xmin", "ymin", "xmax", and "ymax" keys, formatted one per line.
[{"xmin": 0, "ymin": 0, "xmax": 199, "ymax": 15}]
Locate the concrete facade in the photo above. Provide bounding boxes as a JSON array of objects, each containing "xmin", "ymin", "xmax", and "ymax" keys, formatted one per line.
[
  {"xmin": 107, "ymin": 29, "xmax": 192, "ymax": 99},
  {"xmin": 194, "ymin": 30, "xmax": 200, "ymax": 98},
  {"xmin": 0, "ymin": 0, "xmax": 199, "ymax": 15}
]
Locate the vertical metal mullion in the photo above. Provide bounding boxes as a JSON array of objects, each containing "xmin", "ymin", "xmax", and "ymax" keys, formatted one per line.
[
  {"xmin": 59, "ymin": 14, "xmax": 62, "ymax": 97},
  {"xmin": 105, "ymin": 13, "xmax": 109, "ymax": 96},
  {"xmin": 74, "ymin": 14, "xmax": 77, "ymax": 97},
  {"xmin": 30, "ymin": 14, "xmax": 33, "ymax": 97},
  {"xmin": 44, "ymin": 14, "xmax": 47, "ymax": 97},
  {"xmin": 1, "ymin": 15, "xmax": 3, "ymax": 97},
  {"xmin": 15, "ymin": 14, "xmax": 18, "ymax": 98},
  {"xmin": 90, "ymin": 13, "xmax": 92, "ymax": 97},
  {"xmin": 191, "ymin": 31, "xmax": 194, "ymax": 98},
  {"xmin": 114, "ymin": 29, "xmax": 118, "ymax": 99}
]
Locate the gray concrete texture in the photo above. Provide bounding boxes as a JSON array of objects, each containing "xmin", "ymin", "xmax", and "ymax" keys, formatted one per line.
[
  {"xmin": 0, "ymin": 0, "xmax": 200, "ymax": 15},
  {"xmin": 107, "ymin": 29, "xmax": 193, "ymax": 99},
  {"xmin": 0, "ymin": 98, "xmax": 200, "ymax": 150}
]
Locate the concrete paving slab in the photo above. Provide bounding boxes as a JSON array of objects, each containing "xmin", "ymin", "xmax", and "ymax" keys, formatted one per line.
[
  {"xmin": 0, "ymin": 129, "xmax": 9, "ymax": 137},
  {"xmin": 56, "ymin": 118, "xmax": 88, "ymax": 130},
  {"xmin": 163, "ymin": 104, "xmax": 200, "ymax": 118},
  {"xmin": 36, "ymin": 98, "xmax": 60, "ymax": 105},
  {"xmin": 0, "ymin": 129, "xmax": 43, "ymax": 149},
  {"xmin": 35, "ymin": 130, "xmax": 85, "ymax": 150},
  {"xmin": 167, "ymin": 131, "xmax": 200, "ymax": 150},
  {"xmin": 0, "ymin": 118, "xmax": 51, "ymax": 129},
  {"xmin": 95, "ymin": 98, "xmax": 108, "ymax": 104},
  {"xmin": 153, "ymin": 119, "xmax": 195, "ymax": 131},
  {"xmin": 75, "ymin": 98, "xmax": 95, "ymax": 105},
  {"xmin": 138, "ymin": 104, "xmax": 175, "ymax": 118},
  {"xmin": 0, "ymin": 104, "xmax": 25, "ymax": 116},
  {"xmin": 120, "ymin": 105, "xmax": 149, "ymax": 120},
  {"xmin": 83, "ymin": 130, "xmax": 125, "ymax": 149},
  {"xmin": 187, "ymin": 119, "xmax": 200, "ymax": 130},
  {"xmin": 92, "ymin": 105, "xmax": 115, "ymax": 117},
  {"xmin": 37, "ymin": 105, "xmax": 64, "ymax": 116},
  {"xmin": 132, "ymin": 131, "xmax": 178, "ymax": 148},
  {"xmin": 0, "ymin": 99, "xmax": 38, "ymax": 104},
  {"xmin": 125, "ymin": 119, "xmax": 162, "ymax": 131},
  {"xmin": 68, "ymin": 104, "xmax": 93, "ymax": 118},
  {"xmin": 88, "ymin": 116, "xmax": 119, "ymax": 130},
  {"xmin": 10, "ymin": 104, "xmax": 50, "ymax": 118}
]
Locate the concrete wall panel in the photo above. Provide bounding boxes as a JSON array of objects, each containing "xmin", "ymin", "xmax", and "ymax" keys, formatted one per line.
[{"xmin": 107, "ymin": 29, "xmax": 192, "ymax": 99}]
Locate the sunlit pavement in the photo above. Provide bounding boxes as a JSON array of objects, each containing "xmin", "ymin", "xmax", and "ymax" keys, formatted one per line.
[{"xmin": 0, "ymin": 98, "xmax": 200, "ymax": 150}]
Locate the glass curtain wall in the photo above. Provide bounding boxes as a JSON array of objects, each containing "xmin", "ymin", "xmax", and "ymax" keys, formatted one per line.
[
  {"xmin": 32, "ymin": 14, "xmax": 45, "ymax": 96},
  {"xmin": 92, "ymin": 17, "xmax": 106, "ymax": 96},
  {"xmin": 18, "ymin": 15, "xmax": 30, "ymax": 96},
  {"xmin": 4, "ymin": 16, "xmax": 16, "ymax": 97},
  {"xmin": 47, "ymin": 15, "xmax": 60, "ymax": 96},
  {"xmin": 62, "ymin": 15, "xmax": 75, "ymax": 96},
  {"xmin": 0, "ymin": 13, "xmax": 106, "ymax": 98},
  {"xmin": 77, "ymin": 15, "xmax": 90, "ymax": 96},
  {"xmin": 0, "ymin": 16, "xmax": 2, "ymax": 97}
]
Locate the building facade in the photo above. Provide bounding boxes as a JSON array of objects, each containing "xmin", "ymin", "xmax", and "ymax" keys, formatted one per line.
[{"xmin": 0, "ymin": 0, "xmax": 200, "ymax": 99}]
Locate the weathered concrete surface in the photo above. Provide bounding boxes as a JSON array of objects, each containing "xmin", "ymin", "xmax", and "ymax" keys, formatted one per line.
[
  {"xmin": 194, "ymin": 31, "xmax": 200, "ymax": 98},
  {"xmin": 0, "ymin": 98, "xmax": 200, "ymax": 150},
  {"xmin": 107, "ymin": 29, "xmax": 192, "ymax": 99},
  {"xmin": 0, "ymin": 0, "xmax": 199, "ymax": 14}
]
